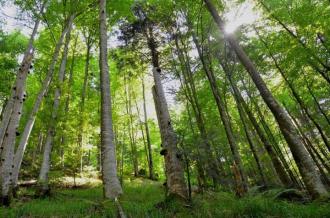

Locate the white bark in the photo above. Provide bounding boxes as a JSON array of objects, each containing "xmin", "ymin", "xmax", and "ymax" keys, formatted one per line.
[
  {"xmin": 12, "ymin": 15, "xmax": 74, "ymax": 191},
  {"xmin": 99, "ymin": 0, "xmax": 122, "ymax": 199},
  {"xmin": 0, "ymin": 9, "xmax": 43, "ymax": 203}
]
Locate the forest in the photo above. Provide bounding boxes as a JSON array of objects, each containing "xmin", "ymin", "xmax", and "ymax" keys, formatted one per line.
[{"xmin": 0, "ymin": 0, "xmax": 329, "ymax": 217}]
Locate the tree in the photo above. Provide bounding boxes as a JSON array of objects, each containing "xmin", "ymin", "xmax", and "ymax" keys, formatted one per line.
[
  {"xmin": 203, "ymin": 0, "xmax": 328, "ymax": 199},
  {"xmin": 99, "ymin": 0, "xmax": 122, "ymax": 199}
]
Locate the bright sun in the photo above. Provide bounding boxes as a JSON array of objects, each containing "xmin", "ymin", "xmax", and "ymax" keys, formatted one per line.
[{"xmin": 223, "ymin": 0, "xmax": 260, "ymax": 34}]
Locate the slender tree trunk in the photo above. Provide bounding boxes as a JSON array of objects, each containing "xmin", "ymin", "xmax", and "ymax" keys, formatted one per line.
[
  {"xmin": 134, "ymin": 99, "xmax": 149, "ymax": 173},
  {"xmin": 60, "ymin": 34, "xmax": 78, "ymax": 170},
  {"xmin": 217, "ymin": 51, "xmax": 293, "ymax": 187},
  {"xmin": 124, "ymin": 75, "xmax": 139, "ymax": 177},
  {"xmin": 0, "ymin": 98, "xmax": 7, "ymax": 122},
  {"xmin": 191, "ymin": 32, "xmax": 248, "ymax": 194},
  {"xmin": 185, "ymin": 101, "xmax": 207, "ymax": 189},
  {"xmin": 204, "ymin": 0, "xmax": 328, "ymax": 199},
  {"xmin": 239, "ymin": 78, "xmax": 302, "ymax": 187},
  {"xmin": 99, "ymin": 0, "xmax": 122, "ymax": 199},
  {"xmin": 128, "ymin": 85, "xmax": 139, "ymax": 176},
  {"xmin": 12, "ymin": 16, "xmax": 74, "ymax": 195},
  {"xmin": 142, "ymin": 77, "xmax": 154, "ymax": 180},
  {"xmin": 77, "ymin": 35, "xmax": 92, "ymax": 174},
  {"xmin": 304, "ymin": 79, "xmax": 330, "ymax": 127},
  {"xmin": 37, "ymin": 20, "xmax": 73, "ymax": 196},
  {"xmin": 228, "ymin": 74, "xmax": 267, "ymax": 186},
  {"xmin": 258, "ymin": 1, "xmax": 330, "ymax": 85},
  {"xmin": 174, "ymin": 35, "xmax": 221, "ymax": 184}
]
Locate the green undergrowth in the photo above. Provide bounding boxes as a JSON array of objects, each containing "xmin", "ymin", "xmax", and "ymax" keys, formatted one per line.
[{"xmin": 0, "ymin": 178, "xmax": 329, "ymax": 217}]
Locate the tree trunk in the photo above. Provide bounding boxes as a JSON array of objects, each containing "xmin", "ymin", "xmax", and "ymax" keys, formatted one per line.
[
  {"xmin": 191, "ymin": 31, "xmax": 248, "ymax": 194},
  {"xmin": 37, "ymin": 19, "xmax": 73, "ymax": 195},
  {"xmin": 142, "ymin": 77, "xmax": 154, "ymax": 180},
  {"xmin": 0, "ymin": 6, "xmax": 44, "ymax": 205},
  {"xmin": 99, "ymin": 0, "xmax": 122, "ymax": 199},
  {"xmin": 134, "ymin": 98, "xmax": 149, "ymax": 173},
  {"xmin": 0, "ymin": 98, "xmax": 7, "ymax": 122},
  {"xmin": 284, "ymin": 104, "xmax": 330, "ymax": 186},
  {"xmin": 185, "ymin": 101, "xmax": 207, "ymax": 189},
  {"xmin": 146, "ymin": 24, "xmax": 187, "ymax": 200},
  {"xmin": 124, "ymin": 75, "xmax": 139, "ymax": 177},
  {"xmin": 227, "ymin": 73, "xmax": 267, "ymax": 186},
  {"xmin": 77, "ymin": 35, "xmax": 92, "ymax": 174},
  {"xmin": 217, "ymin": 52, "xmax": 293, "ymax": 187},
  {"xmin": 12, "ymin": 16, "xmax": 74, "ymax": 195},
  {"xmin": 60, "ymin": 34, "xmax": 78, "ymax": 170},
  {"xmin": 174, "ymin": 34, "xmax": 221, "ymax": 185},
  {"xmin": 239, "ymin": 78, "xmax": 301, "ymax": 187},
  {"xmin": 204, "ymin": 0, "xmax": 328, "ymax": 199},
  {"xmin": 304, "ymin": 78, "xmax": 330, "ymax": 127}
]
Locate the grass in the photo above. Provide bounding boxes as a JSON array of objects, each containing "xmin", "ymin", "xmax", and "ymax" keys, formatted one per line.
[{"xmin": 0, "ymin": 177, "xmax": 329, "ymax": 217}]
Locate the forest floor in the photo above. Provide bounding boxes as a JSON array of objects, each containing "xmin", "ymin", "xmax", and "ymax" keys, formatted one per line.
[{"xmin": 0, "ymin": 177, "xmax": 329, "ymax": 218}]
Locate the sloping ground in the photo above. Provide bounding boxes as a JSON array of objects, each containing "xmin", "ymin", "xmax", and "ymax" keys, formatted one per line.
[{"xmin": 0, "ymin": 178, "xmax": 329, "ymax": 217}]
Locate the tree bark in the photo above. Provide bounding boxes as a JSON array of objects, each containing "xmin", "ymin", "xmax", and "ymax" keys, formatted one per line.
[
  {"xmin": 37, "ymin": 19, "xmax": 73, "ymax": 195},
  {"xmin": 12, "ymin": 16, "xmax": 74, "ymax": 196},
  {"xmin": 0, "ymin": 5, "xmax": 44, "ymax": 205},
  {"xmin": 204, "ymin": 0, "xmax": 328, "ymax": 199},
  {"xmin": 145, "ymin": 24, "xmax": 187, "ymax": 200},
  {"xmin": 99, "ymin": 0, "xmax": 123, "ymax": 199}
]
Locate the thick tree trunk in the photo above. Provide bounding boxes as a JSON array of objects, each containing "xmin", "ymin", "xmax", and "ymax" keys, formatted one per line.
[
  {"xmin": 152, "ymin": 85, "xmax": 187, "ymax": 199},
  {"xmin": 99, "ymin": 0, "xmax": 122, "ymax": 199},
  {"xmin": 0, "ymin": 8, "xmax": 44, "ymax": 205},
  {"xmin": 146, "ymin": 25, "xmax": 187, "ymax": 200},
  {"xmin": 204, "ymin": 0, "xmax": 328, "ymax": 199},
  {"xmin": 37, "ymin": 20, "xmax": 73, "ymax": 195},
  {"xmin": 284, "ymin": 104, "xmax": 330, "ymax": 186},
  {"xmin": 142, "ymin": 77, "xmax": 154, "ymax": 180}
]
